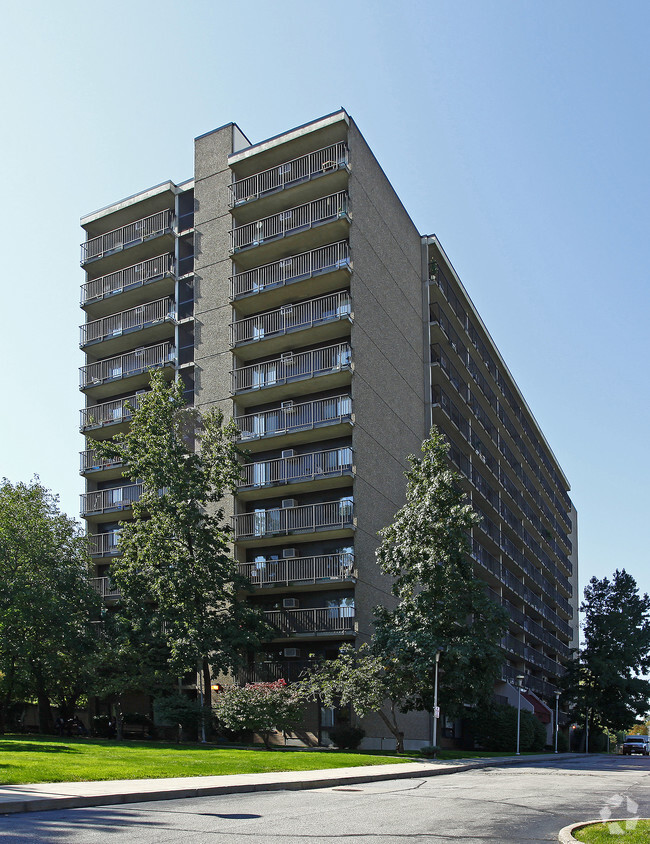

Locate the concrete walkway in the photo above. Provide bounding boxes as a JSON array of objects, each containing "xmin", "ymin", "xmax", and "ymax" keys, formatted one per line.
[{"xmin": 0, "ymin": 753, "xmax": 581, "ymax": 815}]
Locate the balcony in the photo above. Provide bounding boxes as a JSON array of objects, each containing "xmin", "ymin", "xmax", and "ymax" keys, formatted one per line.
[
  {"xmin": 80, "ymin": 483, "xmax": 142, "ymax": 518},
  {"xmin": 231, "ymin": 343, "xmax": 351, "ymax": 406},
  {"xmin": 88, "ymin": 532, "xmax": 121, "ymax": 557},
  {"xmin": 80, "ymin": 394, "xmax": 143, "ymax": 434},
  {"xmin": 229, "ymin": 143, "xmax": 349, "ymax": 211},
  {"xmin": 237, "ymin": 660, "xmax": 318, "ymax": 685},
  {"xmin": 233, "ymin": 500, "xmax": 354, "ymax": 543},
  {"xmin": 239, "ymin": 553, "xmax": 355, "ymax": 588},
  {"xmin": 230, "ymin": 242, "xmax": 350, "ymax": 312},
  {"xmin": 235, "ymin": 395, "xmax": 352, "ymax": 450},
  {"xmin": 230, "ymin": 193, "xmax": 350, "ymax": 267},
  {"xmin": 80, "ymin": 449, "xmax": 124, "ymax": 477},
  {"xmin": 90, "ymin": 576, "xmax": 121, "ymax": 601},
  {"xmin": 81, "ymin": 210, "xmax": 174, "ymax": 265},
  {"xmin": 230, "ymin": 291, "xmax": 352, "ymax": 359},
  {"xmin": 80, "ymin": 297, "xmax": 175, "ymax": 355},
  {"xmin": 239, "ymin": 446, "xmax": 353, "ymax": 497},
  {"xmin": 81, "ymin": 254, "xmax": 175, "ymax": 316},
  {"xmin": 264, "ymin": 607, "xmax": 355, "ymax": 638},
  {"xmin": 80, "ymin": 341, "xmax": 175, "ymax": 397}
]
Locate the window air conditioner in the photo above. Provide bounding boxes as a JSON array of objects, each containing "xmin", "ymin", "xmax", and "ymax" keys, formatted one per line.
[
  {"xmin": 282, "ymin": 499, "xmax": 298, "ymax": 508},
  {"xmin": 283, "ymin": 598, "xmax": 299, "ymax": 609},
  {"xmin": 282, "ymin": 548, "xmax": 296, "ymax": 559},
  {"xmin": 280, "ymin": 352, "xmax": 294, "ymax": 360},
  {"xmin": 284, "ymin": 647, "xmax": 300, "ymax": 658},
  {"xmin": 281, "ymin": 450, "xmax": 295, "ymax": 459},
  {"xmin": 281, "ymin": 400, "xmax": 295, "ymax": 412}
]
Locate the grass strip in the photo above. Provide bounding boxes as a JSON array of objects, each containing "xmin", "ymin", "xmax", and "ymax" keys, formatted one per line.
[{"xmin": 574, "ymin": 820, "xmax": 650, "ymax": 842}]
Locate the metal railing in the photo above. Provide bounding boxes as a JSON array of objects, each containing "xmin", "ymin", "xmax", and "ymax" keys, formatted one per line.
[
  {"xmin": 502, "ymin": 633, "xmax": 525, "ymax": 658},
  {"xmin": 230, "ymin": 192, "xmax": 349, "ymax": 252},
  {"xmin": 88, "ymin": 532, "xmax": 121, "ymax": 556},
  {"xmin": 230, "ymin": 241, "xmax": 350, "ymax": 299},
  {"xmin": 80, "ymin": 449, "xmax": 123, "ymax": 473},
  {"xmin": 231, "ymin": 342, "xmax": 351, "ymax": 393},
  {"xmin": 81, "ymin": 254, "xmax": 174, "ymax": 305},
  {"xmin": 80, "ymin": 393, "xmax": 143, "ymax": 430},
  {"xmin": 230, "ymin": 291, "xmax": 351, "ymax": 346},
  {"xmin": 233, "ymin": 500, "xmax": 354, "ymax": 540},
  {"xmin": 81, "ymin": 297, "xmax": 175, "ymax": 346},
  {"xmin": 81, "ymin": 210, "xmax": 174, "ymax": 263},
  {"xmin": 89, "ymin": 576, "xmax": 121, "ymax": 600},
  {"xmin": 237, "ymin": 660, "xmax": 318, "ymax": 685},
  {"xmin": 230, "ymin": 143, "xmax": 349, "ymax": 205},
  {"xmin": 235, "ymin": 395, "xmax": 352, "ymax": 442},
  {"xmin": 239, "ymin": 553, "xmax": 355, "ymax": 587},
  {"xmin": 80, "ymin": 483, "xmax": 142, "ymax": 515},
  {"xmin": 240, "ymin": 447, "xmax": 353, "ymax": 489},
  {"xmin": 264, "ymin": 607, "xmax": 355, "ymax": 636},
  {"xmin": 80, "ymin": 342, "xmax": 175, "ymax": 389}
]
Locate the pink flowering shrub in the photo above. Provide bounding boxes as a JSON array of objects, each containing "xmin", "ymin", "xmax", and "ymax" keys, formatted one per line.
[{"xmin": 214, "ymin": 680, "xmax": 305, "ymax": 748}]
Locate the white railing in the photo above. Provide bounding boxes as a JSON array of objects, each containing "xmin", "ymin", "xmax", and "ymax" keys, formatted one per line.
[
  {"xmin": 231, "ymin": 342, "xmax": 351, "ymax": 393},
  {"xmin": 264, "ymin": 607, "xmax": 355, "ymax": 636},
  {"xmin": 236, "ymin": 395, "xmax": 352, "ymax": 441},
  {"xmin": 89, "ymin": 576, "xmax": 122, "ymax": 599},
  {"xmin": 81, "ymin": 254, "xmax": 174, "ymax": 305},
  {"xmin": 240, "ymin": 447, "xmax": 353, "ymax": 489},
  {"xmin": 80, "ymin": 449, "xmax": 123, "ymax": 473},
  {"xmin": 80, "ymin": 393, "xmax": 144, "ymax": 430},
  {"xmin": 233, "ymin": 500, "xmax": 354, "ymax": 540},
  {"xmin": 80, "ymin": 483, "xmax": 142, "ymax": 515},
  {"xmin": 80, "ymin": 341, "xmax": 175, "ymax": 389},
  {"xmin": 81, "ymin": 210, "xmax": 174, "ymax": 263},
  {"xmin": 81, "ymin": 297, "xmax": 175, "ymax": 346},
  {"xmin": 88, "ymin": 532, "xmax": 121, "ymax": 556},
  {"xmin": 230, "ymin": 192, "xmax": 349, "ymax": 252},
  {"xmin": 230, "ymin": 291, "xmax": 351, "ymax": 346},
  {"xmin": 239, "ymin": 553, "xmax": 355, "ymax": 587},
  {"xmin": 230, "ymin": 143, "xmax": 349, "ymax": 205},
  {"xmin": 230, "ymin": 241, "xmax": 350, "ymax": 299}
]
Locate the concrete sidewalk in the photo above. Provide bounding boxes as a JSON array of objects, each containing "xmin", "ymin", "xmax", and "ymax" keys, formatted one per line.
[{"xmin": 0, "ymin": 753, "xmax": 582, "ymax": 815}]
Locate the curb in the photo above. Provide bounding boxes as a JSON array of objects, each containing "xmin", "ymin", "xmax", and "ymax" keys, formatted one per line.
[
  {"xmin": 559, "ymin": 818, "xmax": 649, "ymax": 842},
  {"xmin": 0, "ymin": 753, "xmax": 579, "ymax": 816}
]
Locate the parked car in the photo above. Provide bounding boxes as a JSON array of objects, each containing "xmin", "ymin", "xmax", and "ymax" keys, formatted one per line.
[{"xmin": 622, "ymin": 735, "xmax": 650, "ymax": 756}]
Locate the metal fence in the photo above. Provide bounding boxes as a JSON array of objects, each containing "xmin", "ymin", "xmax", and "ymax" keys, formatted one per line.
[
  {"xmin": 89, "ymin": 576, "xmax": 121, "ymax": 599},
  {"xmin": 88, "ymin": 532, "xmax": 121, "ymax": 556},
  {"xmin": 238, "ymin": 553, "xmax": 355, "ymax": 587},
  {"xmin": 231, "ymin": 342, "xmax": 351, "ymax": 393},
  {"xmin": 264, "ymin": 607, "xmax": 355, "ymax": 636},
  {"xmin": 80, "ymin": 341, "xmax": 175, "ymax": 389},
  {"xmin": 81, "ymin": 210, "xmax": 173, "ymax": 263},
  {"xmin": 235, "ymin": 395, "xmax": 352, "ymax": 441},
  {"xmin": 80, "ymin": 484, "xmax": 142, "ymax": 515},
  {"xmin": 81, "ymin": 297, "xmax": 174, "ymax": 346},
  {"xmin": 233, "ymin": 500, "xmax": 354, "ymax": 540},
  {"xmin": 81, "ymin": 254, "xmax": 174, "ymax": 305},
  {"xmin": 240, "ymin": 447, "xmax": 353, "ymax": 489},
  {"xmin": 80, "ymin": 393, "xmax": 144, "ymax": 430},
  {"xmin": 79, "ymin": 449, "xmax": 123, "ymax": 473},
  {"xmin": 230, "ymin": 291, "xmax": 351, "ymax": 345}
]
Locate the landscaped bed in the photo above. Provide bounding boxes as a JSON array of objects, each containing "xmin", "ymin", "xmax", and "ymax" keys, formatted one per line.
[{"xmin": 573, "ymin": 820, "xmax": 650, "ymax": 842}]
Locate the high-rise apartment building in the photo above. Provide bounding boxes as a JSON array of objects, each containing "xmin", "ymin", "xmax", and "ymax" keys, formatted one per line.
[{"xmin": 79, "ymin": 110, "xmax": 578, "ymax": 749}]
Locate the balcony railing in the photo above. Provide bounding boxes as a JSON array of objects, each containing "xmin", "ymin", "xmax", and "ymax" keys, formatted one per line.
[
  {"xmin": 239, "ymin": 553, "xmax": 355, "ymax": 587},
  {"xmin": 80, "ymin": 449, "xmax": 123, "ymax": 474},
  {"xmin": 231, "ymin": 241, "xmax": 350, "ymax": 299},
  {"xmin": 81, "ymin": 254, "xmax": 174, "ymax": 306},
  {"xmin": 232, "ymin": 343, "xmax": 351, "ymax": 394},
  {"xmin": 236, "ymin": 395, "xmax": 352, "ymax": 442},
  {"xmin": 80, "ymin": 484, "xmax": 142, "ymax": 516},
  {"xmin": 88, "ymin": 532, "xmax": 121, "ymax": 556},
  {"xmin": 81, "ymin": 297, "xmax": 175, "ymax": 346},
  {"xmin": 233, "ymin": 500, "xmax": 354, "ymax": 540},
  {"xmin": 264, "ymin": 607, "xmax": 355, "ymax": 636},
  {"xmin": 89, "ymin": 576, "xmax": 121, "ymax": 600},
  {"xmin": 230, "ymin": 192, "xmax": 349, "ymax": 253},
  {"xmin": 80, "ymin": 342, "xmax": 175, "ymax": 389},
  {"xmin": 81, "ymin": 210, "xmax": 174, "ymax": 263},
  {"xmin": 237, "ymin": 660, "xmax": 318, "ymax": 685},
  {"xmin": 80, "ymin": 393, "xmax": 143, "ymax": 431},
  {"xmin": 240, "ymin": 447, "xmax": 353, "ymax": 490},
  {"xmin": 230, "ymin": 291, "xmax": 351, "ymax": 347},
  {"xmin": 230, "ymin": 143, "xmax": 349, "ymax": 206}
]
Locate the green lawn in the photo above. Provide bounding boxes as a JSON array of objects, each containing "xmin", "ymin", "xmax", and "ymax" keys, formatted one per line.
[
  {"xmin": 574, "ymin": 820, "xmax": 650, "ymax": 842},
  {"xmin": 0, "ymin": 735, "xmax": 411, "ymax": 785}
]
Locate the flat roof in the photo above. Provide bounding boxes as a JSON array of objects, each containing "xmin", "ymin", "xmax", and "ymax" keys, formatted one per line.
[{"xmin": 81, "ymin": 179, "xmax": 192, "ymax": 225}]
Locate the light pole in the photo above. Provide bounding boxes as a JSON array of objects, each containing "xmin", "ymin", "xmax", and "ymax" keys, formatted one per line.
[
  {"xmin": 554, "ymin": 690, "xmax": 561, "ymax": 753},
  {"xmin": 585, "ymin": 709, "xmax": 589, "ymax": 755},
  {"xmin": 432, "ymin": 649, "xmax": 442, "ymax": 750},
  {"xmin": 516, "ymin": 675, "xmax": 525, "ymax": 756}
]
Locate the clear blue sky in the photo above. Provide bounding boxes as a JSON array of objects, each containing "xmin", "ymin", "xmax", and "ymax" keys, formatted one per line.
[{"xmin": 2, "ymin": 0, "xmax": 648, "ymax": 603}]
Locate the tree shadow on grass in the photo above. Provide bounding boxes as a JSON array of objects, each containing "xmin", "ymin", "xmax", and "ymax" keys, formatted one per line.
[{"xmin": 0, "ymin": 742, "xmax": 79, "ymax": 754}]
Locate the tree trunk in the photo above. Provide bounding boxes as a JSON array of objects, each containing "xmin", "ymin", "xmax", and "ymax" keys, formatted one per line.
[
  {"xmin": 33, "ymin": 667, "xmax": 53, "ymax": 734},
  {"xmin": 377, "ymin": 706, "xmax": 405, "ymax": 754},
  {"xmin": 115, "ymin": 698, "xmax": 123, "ymax": 741}
]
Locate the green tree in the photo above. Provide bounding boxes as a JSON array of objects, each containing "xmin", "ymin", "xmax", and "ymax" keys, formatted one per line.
[
  {"xmin": 303, "ymin": 427, "xmax": 509, "ymax": 752},
  {"xmin": 0, "ymin": 479, "xmax": 100, "ymax": 733},
  {"xmin": 563, "ymin": 569, "xmax": 650, "ymax": 732},
  {"xmin": 94, "ymin": 372, "xmax": 267, "ymax": 703},
  {"xmin": 214, "ymin": 680, "xmax": 305, "ymax": 748}
]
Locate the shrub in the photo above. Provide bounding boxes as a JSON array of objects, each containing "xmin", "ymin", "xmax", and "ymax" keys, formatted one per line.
[
  {"xmin": 154, "ymin": 694, "xmax": 205, "ymax": 741},
  {"xmin": 556, "ymin": 731, "xmax": 569, "ymax": 752},
  {"xmin": 214, "ymin": 680, "xmax": 305, "ymax": 748},
  {"xmin": 328, "ymin": 725, "xmax": 365, "ymax": 749},
  {"xmin": 468, "ymin": 703, "xmax": 548, "ymax": 752},
  {"xmin": 419, "ymin": 745, "xmax": 440, "ymax": 758}
]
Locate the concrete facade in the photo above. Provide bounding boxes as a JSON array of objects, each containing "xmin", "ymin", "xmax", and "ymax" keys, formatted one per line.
[{"xmin": 79, "ymin": 110, "xmax": 578, "ymax": 749}]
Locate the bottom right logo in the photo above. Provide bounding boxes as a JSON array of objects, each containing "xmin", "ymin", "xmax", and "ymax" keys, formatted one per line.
[{"xmin": 599, "ymin": 794, "xmax": 639, "ymax": 835}]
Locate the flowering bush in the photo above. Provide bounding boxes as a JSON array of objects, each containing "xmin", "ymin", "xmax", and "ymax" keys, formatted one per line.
[{"xmin": 214, "ymin": 680, "xmax": 305, "ymax": 748}]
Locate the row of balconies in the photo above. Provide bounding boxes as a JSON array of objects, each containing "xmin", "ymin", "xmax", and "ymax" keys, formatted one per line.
[
  {"xmin": 500, "ymin": 665, "xmax": 559, "ymax": 701},
  {"xmin": 502, "ymin": 635, "xmax": 564, "ymax": 678}
]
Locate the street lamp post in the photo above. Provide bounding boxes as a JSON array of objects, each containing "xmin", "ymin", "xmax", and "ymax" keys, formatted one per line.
[
  {"xmin": 585, "ymin": 709, "xmax": 589, "ymax": 755},
  {"xmin": 516, "ymin": 675, "xmax": 525, "ymax": 756},
  {"xmin": 432, "ymin": 649, "xmax": 441, "ymax": 750},
  {"xmin": 554, "ymin": 690, "xmax": 561, "ymax": 753}
]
